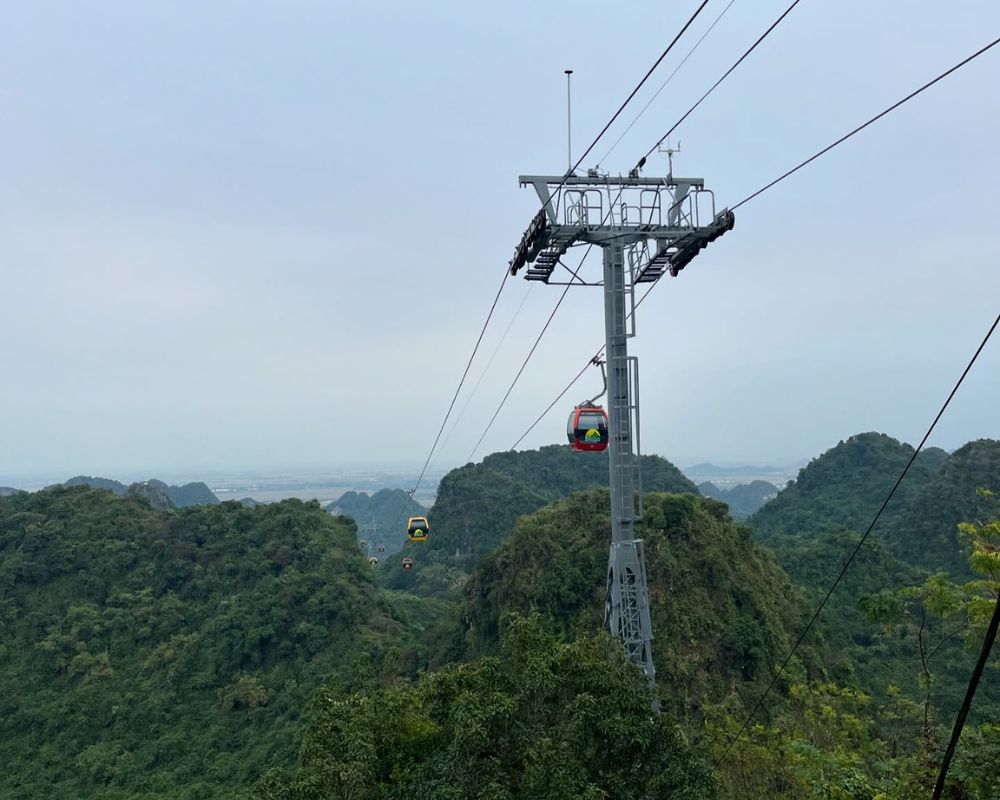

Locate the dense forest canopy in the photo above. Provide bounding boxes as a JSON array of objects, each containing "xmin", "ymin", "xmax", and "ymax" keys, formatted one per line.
[
  {"xmin": 2, "ymin": 434, "xmax": 999, "ymax": 798},
  {"xmin": 0, "ymin": 488, "xmax": 435, "ymax": 799}
]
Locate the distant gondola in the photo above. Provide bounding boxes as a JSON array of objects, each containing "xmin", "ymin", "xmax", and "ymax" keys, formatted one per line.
[
  {"xmin": 402, "ymin": 556, "xmax": 414, "ymax": 571},
  {"xmin": 368, "ymin": 555, "xmax": 379, "ymax": 567},
  {"xmin": 567, "ymin": 403, "xmax": 609, "ymax": 452},
  {"xmin": 377, "ymin": 544, "xmax": 385, "ymax": 553},
  {"xmin": 406, "ymin": 515, "xmax": 429, "ymax": 542}
]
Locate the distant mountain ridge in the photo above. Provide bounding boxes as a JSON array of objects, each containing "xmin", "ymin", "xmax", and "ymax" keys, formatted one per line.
[
  {"xmin": 684, "ymin": 462, "xmax": 793, "ymax": 478},
  {"xmin": 698, "ymin": 480, "xmax": 779, "ymax": 519},
  {"xmin": 52, "ymin": 475, "xmax": 220, "ymax": 507},
  {"xmin": 326, "ymin": 488, "xmax": 427, "ymax": 556}
]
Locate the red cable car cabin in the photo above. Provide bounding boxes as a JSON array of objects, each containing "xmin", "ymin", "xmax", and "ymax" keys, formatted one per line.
[{"xmin": 567, "ymin": 404, "xmax": 609, "ymax": 451}]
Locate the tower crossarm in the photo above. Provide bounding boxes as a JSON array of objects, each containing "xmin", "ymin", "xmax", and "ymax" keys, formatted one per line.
[{"xmin": 508, "ymin": 173, "xmax": 733, "ymax": 284}]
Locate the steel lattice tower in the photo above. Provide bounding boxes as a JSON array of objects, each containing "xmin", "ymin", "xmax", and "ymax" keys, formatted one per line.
[{"xmin": 510, "ymin": 170, "xmax": 734, "ymax": 684}]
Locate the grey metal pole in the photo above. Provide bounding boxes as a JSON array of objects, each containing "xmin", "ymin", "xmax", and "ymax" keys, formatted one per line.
[
  {"xmin": 565, "ymin": 69, "xmax": 573, "ymax": 173},
  {"xmin": 602, "ymin": 240, "xmax": 655, "ymax": 685}
]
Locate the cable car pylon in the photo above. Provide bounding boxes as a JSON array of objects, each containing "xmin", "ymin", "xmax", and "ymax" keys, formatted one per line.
[{"xmin": 509, "ymin": 162, "xmax": 734, "ymax": 687}]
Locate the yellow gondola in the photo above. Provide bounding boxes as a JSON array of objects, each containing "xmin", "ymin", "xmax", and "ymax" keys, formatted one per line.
[{"xmin": 406, "ymin": 515, "xmax": 429, "ymax": 542}]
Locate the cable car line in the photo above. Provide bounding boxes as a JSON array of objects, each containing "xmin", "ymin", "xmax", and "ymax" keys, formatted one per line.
[
  {"xmin": 413, "ymin": 0, "xmax": 718, "ymax": 488},
  {"xmin": 713, "ymin": 308, "xmax": 1000, "ymax": 776},
  {"xmin": 468, "ymin": 181, "xmax": 629, "ymax": 461},
  {"xmin": 596, "ymin": 0, "xmax": 739, "ymax": 168},
  {"xmin": 435, "ymin": 284, "xmax": 534, "ymax": 460},
  {"xmin": 467, "ymin": 264, "xmax": 581, "ymax": 463},
  {"xmin": 729, "ymin": 34, "xmax": 1000, "ymax": 211},
  {"xmin": 410, "ymin": 268, "xmax": 512, "ymax": 498},
  {"xmin": 508, "ymin": 0, "xmax": 713, "ymax": 278},
  {"xmin": 387, "ymin": 3, "xmax": 717, "ymax": 549},
  {"xmin": 561, "ymin": 0, "xmax": 711, "ymax": 176},
  {"xmin": 635, "ymin": 0, "xmax": 806, "ymax": 171},
  {"xmin": 509, "ymin": 282, "xmax": 658, "ymax": 450}
]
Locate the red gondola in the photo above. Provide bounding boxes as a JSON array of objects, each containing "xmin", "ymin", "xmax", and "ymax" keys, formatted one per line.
[
  {"xmin": 567, "ymin": 402, "xmax": 609, "ymax": 452},
  {"xmin": 402, "ymin": 556, "xmax": 414, "ymax": 571}
]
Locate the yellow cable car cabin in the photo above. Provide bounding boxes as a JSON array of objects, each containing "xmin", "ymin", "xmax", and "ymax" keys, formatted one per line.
[
  {"xmin": 368, "ymin": 555, "xmax": 379, "ymax": 567},
  {"xmin": 406, "ymin": 515, "xmax": 429, "ymax": 542}
]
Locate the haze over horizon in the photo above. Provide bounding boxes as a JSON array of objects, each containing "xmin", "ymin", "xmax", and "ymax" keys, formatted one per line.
[{"xmin": 2, "ymin": 1, "xmax": 998, "ymax": 479}]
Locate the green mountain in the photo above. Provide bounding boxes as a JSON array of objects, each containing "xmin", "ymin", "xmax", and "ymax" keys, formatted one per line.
[
  {"xmin": 456, "ymin": 489, "xmax": 804, "ymax": 720},
  {"xmin": 748, "ymin": 432, "xmax": 948, "ymax": 541},
  {"xmin": 697, "ymin": 479, "xmax": 779, "ymax": 519},
  {"xmin": 0, "ymin": 486, "xmax": 436, "ymax": 800},
  {"xmin": 881, "ymin": 439, "xmax": 1000, "ymax": 576},
  {"xmin": 380, "ymin": 445, "xmax": 697, "ymax": 597},
  {"xmin": 62, "ymin": 475, "xmax": 128, "ymax": 495},
  {"xmin": 326, "ymin": 488, "xmax": 426, "ymax": 556},
  {"xmin": 57, "ymin": 475, "xmax": 220, "ymax": 507},
  {"xmin": 150, "ymin": 479, "xmax": 220, "ymax": 508}
]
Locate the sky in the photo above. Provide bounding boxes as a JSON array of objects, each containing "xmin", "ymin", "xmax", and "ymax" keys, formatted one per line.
[{"xmin": 1, "ymin": 0, "xmax": 999, "ymax": 482}]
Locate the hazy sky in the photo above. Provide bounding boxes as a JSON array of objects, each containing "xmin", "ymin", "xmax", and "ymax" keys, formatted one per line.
[{"xmin": 2, "ymin": 0, "xmax": 998, "ymax": 481}]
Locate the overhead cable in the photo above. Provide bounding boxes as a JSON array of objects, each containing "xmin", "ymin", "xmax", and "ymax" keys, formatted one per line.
[
  {"xmin": 408, "ymin": 268, "xmax": 511, "ymax": 499},
  {"xmin": 467, "ymin": 248, "xmax": 593, "ymax": 462},
  {"xmin": 413, "ymin": 0, "xmax": 717, "ymax": 490},
  {"xmin": 436, "ymin": 284, "xmax": 534, "ymax": 458},
  {"xmin": 731, "ymin": 35, "xmax": 1000, "ymax": 211},
  {"xmin": 510, "ymin": 283, "xmax": 658, "ymax": 450},
  {"xmin": 637, "ymin": 0, "xmax": 805, "ymax": 169},
  {"xmin": 597, "ymin": 0, "xmax": 739, "ymax": 167}
]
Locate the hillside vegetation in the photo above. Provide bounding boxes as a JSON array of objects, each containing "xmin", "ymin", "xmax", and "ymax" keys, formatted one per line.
[
  {"xmin": 0, "ymin": 487, "xmax": 433, "ymax": 799},
  {"xmin": 4, "ymin": 436, "xmax": 1000, "ymax": 799},
  {"xmin": 749, "ymin": 432, "xmax": 948, "ymax": 541},
  {"xmin": 458, "ymin": 490, "xmax": 804, "ymax": 720},
  {"xmin": 380, "ymin": 444, "xmax": 696, "ymax": 596}
]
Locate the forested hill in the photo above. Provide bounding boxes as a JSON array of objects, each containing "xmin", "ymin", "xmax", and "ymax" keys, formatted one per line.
[
  {"xmin": 457, "ymin": 490, "xmax": 804, "ymax": 720},
  {"xmin": 881, "ymin": 438, "xmax": 1000, "ymax": 576},
  {"xmin": 326, "ymin": 487, "xmax": 426, "ymax": 555},
  {"xmin": 380, "ymin": 445, "xmax": 696, "ymax": 595},
  {"xmin": 749, "ymin": 432, "xmax": 948, "ymax": 540},
  {"xmin": 0, "ymin": 487, "xmax": 433, "ymax": 799}
]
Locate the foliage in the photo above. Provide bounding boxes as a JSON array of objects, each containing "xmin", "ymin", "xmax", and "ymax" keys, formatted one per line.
[
  {"xmin": 749, "ymin": 433, "xmax": 947, "ymax": 542},
  {"xmin": 456, "ymin": 489, "xmax": 806, "ymax": 721},
  {"xmin": 883, "ymin": 441, "xmax": 1000, "ymax": 577},
  {"xmin": 0, "ymin": 486, "xmax": 440, "ymax": 799},
  {"xmin": 380, "ymin": 444, "xmax": 697, "ymax": 597},
  {"xmin": 251, "ymin": 615, "xmax": 714, "ymax": 800}
]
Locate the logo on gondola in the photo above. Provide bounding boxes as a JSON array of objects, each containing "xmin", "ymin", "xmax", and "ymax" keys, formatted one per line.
[{"xmin": 584, "ymin": 428, "xmax": 601, "ymax": 442}]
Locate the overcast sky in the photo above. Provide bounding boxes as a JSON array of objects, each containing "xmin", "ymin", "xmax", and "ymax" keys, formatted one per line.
[{"xmin": 2, "ymin": 0, "xmax": 998, "ymax": 482}]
